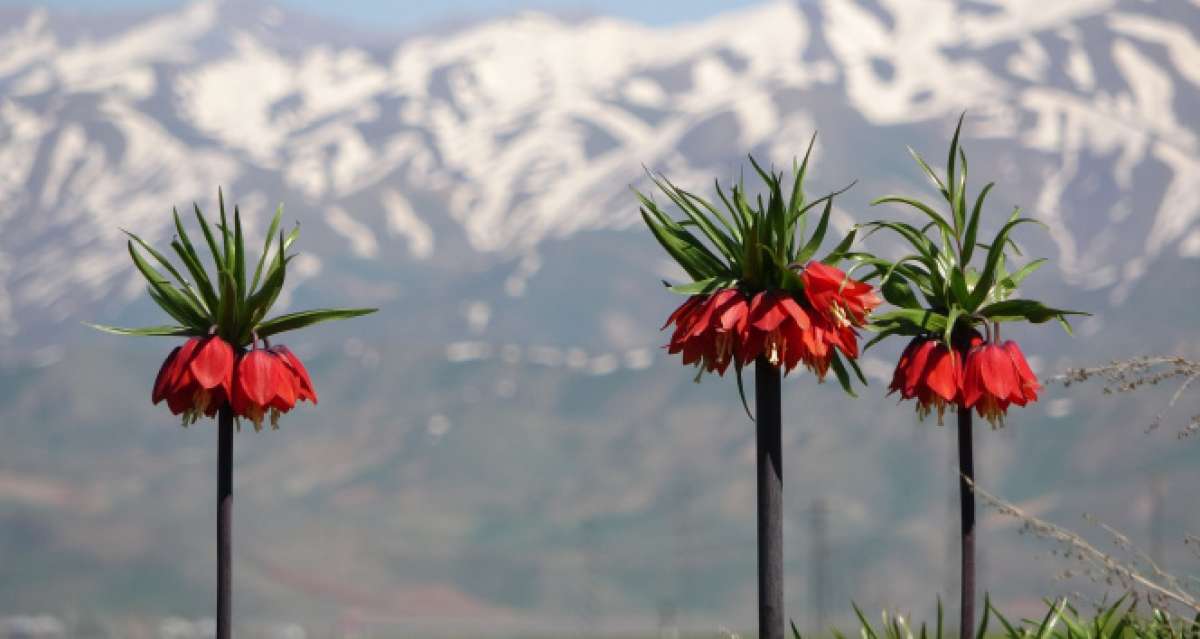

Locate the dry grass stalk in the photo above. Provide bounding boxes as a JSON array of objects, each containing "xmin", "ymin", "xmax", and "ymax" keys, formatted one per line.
[
  {"xmin": 965, "ymin": 478, "xmax": 1200, "ymax": 615},
  {"xmin": 1049, "ymin": 356, "xmax": 1200, "ymax": 437}
]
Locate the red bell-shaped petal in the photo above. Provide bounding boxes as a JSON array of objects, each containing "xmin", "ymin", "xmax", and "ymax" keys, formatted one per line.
[
  {"xmin": 715, "ymin": 291, "xmax": 749, "ymax": 334},
  {"xmin": 961, "ymin": 345, "xmax": 986, "ymax": 408},
  {"xmin": 962, "ymin": 341, "xmax": 1027, "ymax": 426},
  {"xmin": 888, "ymin": 338, "xmax": 922, "ymax": 396},
  {"xmin": 237, "ymin": 349, "xmax": 279, "ymax": 407},
  {"xmin": 922, "ymin": 343, "xmax": 960, "ymax": 403},
  {"xmin": 977, "ymin": 343, "xmax": 1017, "ymax": 401},
  {"xmin": 269, "ymin": 354, "xmax": 297, "ymax": 412},
  {"xmin": 778, "ymin": 295, "xmax": 811, "ymax": 332},
  {"xmin": 800, "ymin": 261, "xmax": 879, "ymax": 327},
  {"xmin": 152, "ymin": 346, "xmax": 183, "ymax": 405},
  {"xmin": 273, "ymin": 345, "xmax": 318, "ymax": 404},
  {"xmin": 189, "ymin": 335, "xmax": 235, "ymax": 393},
  {"xmin": 749, "ymin": 291, "xmax": 789, "ymax": 332},
  {"xmin": 167, "ymin": 337, "xmax": 203, "ymax": 396},
  {"xmin": 1002, "ymin": 340, "xmax": 1040, "ymax": 404},
  {"xmin": 662, "ymin": 295, "xmax": 704, "ymax": 331},
  {"xmin": 903, "ymin": 339, "xmax": 936, "ymax": 397}
]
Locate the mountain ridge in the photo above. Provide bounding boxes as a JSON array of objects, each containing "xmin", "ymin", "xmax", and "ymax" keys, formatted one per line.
[{"xmin": 1, "ymin": 0, "xmax": 1198, "ymax": 631}]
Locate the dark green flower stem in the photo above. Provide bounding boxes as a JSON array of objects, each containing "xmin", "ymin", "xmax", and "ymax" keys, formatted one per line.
[
  {"xmin": 957, "ymin": 406, "xmax": 975, "ymax": 639},
  {"xmin": 755, "ymin": 356, "xmax": 784, "ymax": 639},
  {"xmin": 217, "ymin": 406, "xmax": 233, "ymax": 639}
]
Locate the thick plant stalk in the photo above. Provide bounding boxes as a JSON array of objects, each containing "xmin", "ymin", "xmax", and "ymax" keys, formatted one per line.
[
  {"xmin": 755, "ymin": 356, "xmax": 784, "ymax": 639},
  {"xmin": 217, "ymin": 406, "xmax": 233, "ymax": 639},
  {"xmin": 956, "ymin": 406, "xmax": 975, "ymax": 639}
]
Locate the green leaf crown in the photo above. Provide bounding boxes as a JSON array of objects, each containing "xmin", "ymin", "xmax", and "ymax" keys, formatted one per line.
[
  {"xmin": 862, "ymin": 115, "xmax": 1087, "ymax": 348},
  {"xmin": 90, "ymin": 189, "xmax": 375, "ymax": 345},
  {"xmin": 636, "ymin": 135, "xmax": 858, "ymax": 296}
]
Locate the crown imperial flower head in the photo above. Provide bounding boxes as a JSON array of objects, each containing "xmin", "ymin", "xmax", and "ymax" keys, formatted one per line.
[
  {"xmin": 92, "ymin": 189, "xmax": 374, "ymax": 429},
  {"xmin": 641, "ymin": 139, "xmax": 879, "ymax": 407},
  {"xmin": 869, "ymin": 115, "xmax": 1083, "ymax": 426}
]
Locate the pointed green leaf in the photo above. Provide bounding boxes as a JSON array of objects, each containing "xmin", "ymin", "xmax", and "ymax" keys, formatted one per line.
[
  {"xmin": 667, "ymin": 277, "xmax": 734, "ymax": 294},
  {"xmin": 255, "ymin": 307, "xmax": 377, "ymax": 339},
  {"xmin": 967, "ymin": 217, "xmax": 1044, "ymax": 311},
  {"xmin": 961, "ymin": 182, "xmax": 994, "ymax": 265},
  {"xmin": 244, "ymin": 254, "xmax": 292, "ymax": 336},
  {"xmin": 871, "ymin": 308, "xmax": 949, "ymax": 334},
  {"xmin": 86, "ymin": 323, "xmax": 198, "ymax": 337},
  {"xmin": 173, "ymin": 209, "xmax": 219, "ymax": 311},
  {"xmin": 828, "ymin": 352, "xmax": 857, "ymax": 397},
  {"xmin": 943, "ymin": 306, "xmax": 963, "ymax": 345},
  {"xmin": 947, "ymin": 112, "xmax": 965, "ymax": 199},
  {"xmin": 127, "ymin": 241, "xmax": 207, "ymax": 326},
  {"xmin": 171, "ymin": 239, "xmax": 218, "ymax": 312},
  {"xmin": 907, "ymin": 146, "xmax": 948, "ymax": 198},
  {"xmin": 218, "ymin": 269, "xmax": 237, "ymax": 339},
  {"xmin": 881, "ymin": 274, "xmax": 922, "ymax": 309},
  {"xmin": 123, "ymin": 230, "xmax": 208, "ymax": 313},
  {"xmin": 233, "ymin": 204, "xmax": 246, "ymax": 303},
  {"xmin": 787, "ymin": 133, "xmax": 817, "ymax": 221},
  {"xmin": 796, "ymin": 196, "xmax": 832, "ymax": 264},
  {"xmin": 640, "ymin": 177, "xmax": 738, "ymax": 262},
  {"xmin": 999, "ymin": 258, "xmax": 1046, "ymax": 293},
  {"xmin": 978, "ymin": 299, "xmax": 1089, "ymax": 324},
  {"xmin": 821, "ymin": 227, "xmax": 858, "ymax": 265},
  {"xmin": 147, "ymin": 286, "xmax": 201, "ymax": 327},
  {"xmin": 251, "ymin": 204, "xmax": 283, "ymax": 292},
  {"xmin": 735, "ymin": 361, "xmax": 754, "ymax": 421},
  {"xmin": 218, "ymin": 187, "xmax": 232, "ymax": 270}
]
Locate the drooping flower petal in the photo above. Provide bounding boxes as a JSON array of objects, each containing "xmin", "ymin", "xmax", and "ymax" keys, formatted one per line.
[
  {"xmin": 269, "ymin": 356, "xmax": 297, "ymax": 412},
  {"xmin": 152, "ymin": 346, "xmax": 183, "ymax": 405},
  {"xmin": 888, "ymin": 338, "xmax": 922, "ymax": 396},
  {"xmin": 237, "ymin": 350, "xmax": 278, "ymax": 407},
  {"xmin": 922, "ymin": 345, "xmax": 960, "ymax": 403},
  {"xmin": 273, "ymin": 345, "xmax": 318, "ymax": 404},
  {"xmin": 961, "ymin": 341, "xmax": 1036, "ymax": 427},
  {"xmin": 167, "ymin": 336, "xmax": 203, "ymax": 397},
  {"xmin": 1002, "ymin": 340, "xmax": 1040, "ymax": 405},
  {"xmin": 903, "ymin": 339, "xmax": 936, "ymax": 397},
  {"xmin": 750, "ymin": 291, "xmax": 790, "ymax": 332},
  {"xmin": 663, "ymin": 290, "xmax": 752, "ymax": 376},
  {"xmin": 800, "ymin": 261, "xmax": 880, "ymax": 328},
  {"xmin": 978, "ymin": 344, "xmax": 1018, "ymax": 401},
  {"xmin": 189, "ymin": 335, "xmax": 235, "ymax": 393},
  {"xmin": 661, "ymin": 295, "xmax": 704, "ymax": 331},
  {"xmin": 888, "ymin": 336, "xmax": 963, "ymax": 422},
  {"xmin": 149, "ymin": 336, "xmax": 241, "ymax": 423}
]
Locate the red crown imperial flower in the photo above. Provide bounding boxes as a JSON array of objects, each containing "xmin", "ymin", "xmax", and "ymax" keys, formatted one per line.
[
  {"xmin": 92, "ymin": 190, "xmax": 374, "ymax": 429},
  {"xmin": 640, "ymin": 137, "xmax": 879, "ymax": 409},
  {"xmin": 961, "ymin": 339, "xmax": 1041, "ymax": 426},
  {"xmin": 153, "ymin": 335, "xmax": 235, "ymax": 420},
  {"xmin": 866, "ymin": 116, "xmax": 1084, "ymax": 426}
]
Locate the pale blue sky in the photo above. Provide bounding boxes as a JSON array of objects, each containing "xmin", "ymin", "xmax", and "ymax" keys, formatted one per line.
[{"xmin": 7, "ymin": 0, "xmax": 772, "ymax": 29}]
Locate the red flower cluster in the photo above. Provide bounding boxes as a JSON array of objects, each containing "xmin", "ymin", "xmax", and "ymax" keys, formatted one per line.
[
  {"xmin": 153, "ymin": 336, "xmax": 317, "ymax": 429},
  {"xmin": 663, "ymin": 262, "xmax": 880, "ymax": 378},
  {"xmin": 889, "ymin": 334, "xmax": 1040, "ymax": 426}
]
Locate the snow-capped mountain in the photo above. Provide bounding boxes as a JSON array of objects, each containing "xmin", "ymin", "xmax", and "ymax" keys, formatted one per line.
[
  {"xmin": 1, "ymin": 0, "xmax": 1198, "ymax": 631},
  {"xmin": 2, "ymin": 0, "xmax": 1198, "ymax": 352}
]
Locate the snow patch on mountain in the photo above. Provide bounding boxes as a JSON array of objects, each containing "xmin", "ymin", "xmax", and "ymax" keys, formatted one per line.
[{"xmin": 0, "ymin": 0, "xmax": 1198, "ymax": 344}]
